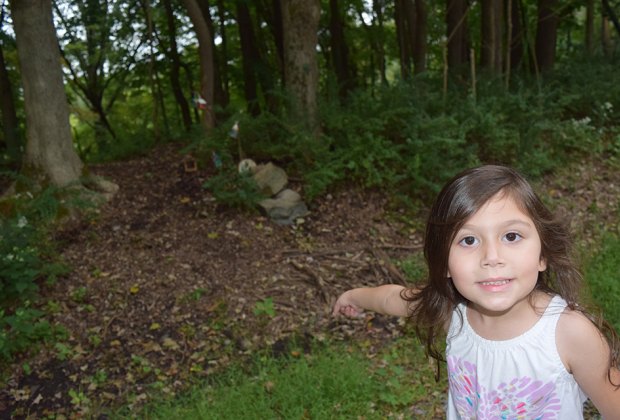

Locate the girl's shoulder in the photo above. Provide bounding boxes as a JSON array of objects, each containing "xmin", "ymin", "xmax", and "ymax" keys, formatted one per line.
[{"xmin": 556, "ymin": 304, "xmax": 605, "ymax": 372}]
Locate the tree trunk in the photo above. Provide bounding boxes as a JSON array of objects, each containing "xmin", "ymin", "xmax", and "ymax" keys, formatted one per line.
[
  {"xmin": 584, "ymin": 0, "xmax": 594, "ymax": 54},
  {"xmin": 329, "ymin": 0, "xmax": 354, "ymax": 97},
  {"xmin": 181, "ymin": 0, "xmax": 216, "ymax": 130},
  {"xmin": 446, "ymin": 0, "xmax": 469, "ymax": 71},
  {"xmin": 0, "ymin": 38, "xmax": 21, "ymax": 166},
  {"xmin": 395, "ymin": 0, "xmax": 411, "ymax": 79},
  {"xmin": 8, "ymin": 0, "xmax": 117, "ymax": 200},
  {"xmin": 281, "ymin": 0, "xmax": 320, "ymax": 132},
  {"xmin": 601, "ymin": 16, "xmax": 612, "ymax": 56},
  {"xmin": 215, "ymin": 0, "xmax": 230, "ymax": 107},
  {"xmin": 265, "ymin": 0, "xmax": 284, "ymax": 79},
  {"xmin": 602, "ymin": 0, "xmax": 620, "ymax": 38},
  {"xmin": 163, "ymin": 0, "xmax": 192, "ymax": 131},
  {"xmin": 141, "ymin": 0, "xmax": 161, "ymax": 141},
  {"xmin": 534, "ymin": 0, "xmax": 559, "ymax": 73},
  {"xmin": 236, "ymin": 1, "xmax": 260, "ymax": 116},
  {"xmin": 509, "ymin": 0, "xmax": 525, "ymax": 70},
  {"xmin": 10, "ymin": 0, "xmax": 83, "ymax": 187},
  {"xmin": 372, "ymin": 1, "xmax": 388, "ymax": 85},
  {"xmin": 197, "ymin": 0, "xmax": 228, "ymax": 110},
  {"xmin": 480, "ymin": 0, "xmax": 503, "ymax": 73},
  {"xmin": 412, "ymin": 0, "xmax": 427, "ymax": 74}
]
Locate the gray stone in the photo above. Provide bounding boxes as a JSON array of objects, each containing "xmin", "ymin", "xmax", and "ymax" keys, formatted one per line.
[
  {"xmin": 252, "ymin": 162, "xmax": 288, "ymax": 196},
  {"xmin": 259, "ymin": 188, "xmax": 309, "ymax": 225}
]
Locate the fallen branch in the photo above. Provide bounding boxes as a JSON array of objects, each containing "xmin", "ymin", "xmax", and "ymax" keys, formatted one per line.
[
  {"xmin": 290, "ymin": 260, "xmax": 330, "ymax": 303},
  {"xmin": 370, "ymin": 248, "xmax": 409, "ymax": 286}
]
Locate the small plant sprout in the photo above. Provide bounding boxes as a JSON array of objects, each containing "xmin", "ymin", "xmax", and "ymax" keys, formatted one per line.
[{"xmin": 253, "ymin": 297, "xmax": 276, "ymax": 317}]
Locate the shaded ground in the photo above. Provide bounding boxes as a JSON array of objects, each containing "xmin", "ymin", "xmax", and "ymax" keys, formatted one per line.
[{"xmin": 1, "ymin": 143, "xmax": 618, "ymax": 418}]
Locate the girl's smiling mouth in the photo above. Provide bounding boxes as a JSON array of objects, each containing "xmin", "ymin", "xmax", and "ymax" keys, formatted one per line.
[{"xmin": 477, "ymin": 278, "xmax": 513, "ymax": 290}]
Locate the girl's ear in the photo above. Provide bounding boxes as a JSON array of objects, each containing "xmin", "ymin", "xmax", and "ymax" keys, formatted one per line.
[{"xmin": 538, "ymin": 257, "xmax": 547, "ymax": 272}]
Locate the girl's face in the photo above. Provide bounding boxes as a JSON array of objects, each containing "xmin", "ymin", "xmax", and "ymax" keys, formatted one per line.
[{"xmin": 447, "ymin": 193, "xmax": 547, "ymax": 316}]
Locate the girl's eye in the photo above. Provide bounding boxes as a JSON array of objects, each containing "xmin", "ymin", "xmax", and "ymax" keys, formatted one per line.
[
  {"xmin": 503, "ymin": 232, "xmax": 522, "ymax": 242},
  {"xmin": 458, "ymin": 236, "xmax": 478, "ymax": 247}
]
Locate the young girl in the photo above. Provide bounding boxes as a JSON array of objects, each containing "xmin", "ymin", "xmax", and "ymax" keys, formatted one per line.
[{"xmin": 333, "ymin": 165, "xmax": 620, "ymax": 419}]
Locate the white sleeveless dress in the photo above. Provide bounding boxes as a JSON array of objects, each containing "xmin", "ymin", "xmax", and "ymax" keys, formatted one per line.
[{"xmin": 445, "ymin": 295, "xmax": 587, "ymax": 419}]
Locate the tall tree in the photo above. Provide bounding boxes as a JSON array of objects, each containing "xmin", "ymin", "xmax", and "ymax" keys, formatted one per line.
[
  {"xmin": 395, "ymin": 0, "xmax": 427, "ymax": 77},
  {"xmin": 329, "ymin": 0, "xmax": 354, "ymax": 98},
  {"xmin": 236, "ymin": 0, "xmax": 261, "ymax": 115},
  {"xmin": 534, "ymin": 0, "xmax": 559, "ymax": 73},
  {"xmin": 139, "ymin": 0, "xmax": 164, "ymax": 141},
  {"xmin": 480, "ymin": 0, "xmax": 504, "ymax": 73},
  {"xmin": 412, "ymin": 0, "xmax": 428, "ymax": 75},
  {"xmin": 0, "ymin": 12, "xmax": 20, "ymax": 166},
  {"xmin": 602, "ymin": 0, "xmax": 620, "ymax": 38},
  {"xmin": 281, "ymin": 0, "xmax": 320, "ymax": 131},
  {"xmin": 508, "ymin": 0, "xmax": 525, "ymax": 70},
  {"xmin": 162, "ymin": 0, "xmax": 192, "ymax": 131},
  {"xmin": 395, "ymin": 0, "xmax": 412, "ymax": 79},
  {"xmin": 182, "ymin": 0, "xmax": 216, "ymax": 130},
  {"xmin": 585, "ymin": 0, "xmax": 594, "ymax": 55},
  {"xmin": 197, "ymin": 0, "xmax": 228, "ymax": 110},
  {"xmin": 8, "ymin": 0, "xmax": 116, "ymax": 198},
  {"xmin": 446, "ymin": 0, "xmax": 469, "ymax": 71}
]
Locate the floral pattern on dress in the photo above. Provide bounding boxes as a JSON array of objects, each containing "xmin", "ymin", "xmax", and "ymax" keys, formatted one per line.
[{"xmin": 447, "ymin": 355, "xmax": 561, "ymax": 419}]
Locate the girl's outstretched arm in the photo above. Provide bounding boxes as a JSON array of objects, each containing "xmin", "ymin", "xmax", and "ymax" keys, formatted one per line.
[
  {"xmin": 557, "ymin": 311, "xmax": 620, "ymax": 417},
  {"xmin": 332, "ymin": 284, "xmax": 410, "ymax": 318}
]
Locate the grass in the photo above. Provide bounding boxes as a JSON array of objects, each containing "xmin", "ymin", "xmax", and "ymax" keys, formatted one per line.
[
  {"xmin": 126, "ymin": 338, "xmax": 446, "ymax": 419},
  {"xmin": 123, "ymin": 235, "xmax": 620, "ymax": 419},
  {"xmin": 584, "ymin": 233, "xmax": 620, "ymax": 331}
]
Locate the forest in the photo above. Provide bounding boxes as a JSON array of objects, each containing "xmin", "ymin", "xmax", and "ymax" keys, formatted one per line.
[{"xmin": 1, "ymin": 0, "xmax": 620, "ymax": 418}]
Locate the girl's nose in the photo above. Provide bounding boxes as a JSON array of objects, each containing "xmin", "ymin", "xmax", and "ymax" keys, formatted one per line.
[{"xmin": 481, "ymin": 241, "xmax": 503, "ymax": 267}]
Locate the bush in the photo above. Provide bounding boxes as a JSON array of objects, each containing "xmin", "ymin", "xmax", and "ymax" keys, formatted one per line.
[
  {"xmin": 0, "ymin": 184, "xmax": 68, "ymax": 361},
  {"xmin": 186, "ymin": 62, "xmax": 618, "ymax": 211}
]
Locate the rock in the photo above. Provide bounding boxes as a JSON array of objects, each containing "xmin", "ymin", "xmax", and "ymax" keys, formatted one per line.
[
  {"xmin": 258, "ymin": 189, "xmax": 309, "ymax": 225},
  {"xmin": 238, "ymin": 159, "xmax": 257, "ymax": 175},
  {"xmin": 253, "ymin": 162, "xmax": 288, "ymax": 196}
]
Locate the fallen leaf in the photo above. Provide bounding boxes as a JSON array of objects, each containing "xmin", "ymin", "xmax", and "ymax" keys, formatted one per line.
[{"xmin": 162, "ymin": 337, "xmax": 180, "ymax": 350}]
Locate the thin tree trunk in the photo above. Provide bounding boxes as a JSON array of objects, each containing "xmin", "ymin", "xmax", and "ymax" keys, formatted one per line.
[
  {"xmin": 163, "ymin": 0, "xmax": 192, "ymax": 131},
  {"xmin": 373, "ymin": 1, "xmax": 388, "ymax": 85},
  {"xmin": 446, "ymin": 0, "xmax": 469, "ymax": 71},
  {"xmin": 395, "ymin": 0, "xmax": 411, "ymax": 79},
  {"xmin": 413, "ymin": 0, "xmax": 428, "ymax": 74},
  {"xmin": 510, "ymin": 0, "xmax": 525, "ymax": 70},
  {"xmin": 141, "ymin": 0, "xmax": 161, "ymax": 141},
  {"xmin": 534, "ymin": 0, "xmax": 559, "ymax": 73},
  {"xmin": 182, "ymin": 0, "xmax": 216, "ymax": 130},
  {"xmin": 329, "ymin": 0, "xmax": 354, "ymax": 97},
  {"xmin": 281, "ymin": 0, "xmax": 320, "ymax": 132},
  {"xmin": 215, "ymin": 0, "xmax": 230, "ymax": 105},
  {"xmin": 236, "ymin": 1, "xmax": 260, "ymax": 116},
  {"xmin": 197, "ymin": 0, "xmax": 228, "ymax": 110},
  {"xmin": 481, "ymin": 0, "xmax": 503, "ymax": 73},
  {"xmin": 0, "ymin": 37, "xmax": 21, "ymax": 166},
  {"xmin": 601, "ymin": 16, "xmax": 612, "ymax": 56},
  {"xmin": 585, "ymin": 0, "xmax": 594, "ymax": 54},
  {"xmin": 602, "ymin": 0, "xmax": 620, "ymax": 38}
]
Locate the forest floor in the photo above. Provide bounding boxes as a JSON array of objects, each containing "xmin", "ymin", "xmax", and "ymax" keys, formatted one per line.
[{"xmin": 1, "ymin": 143, "xmax": 619, "ymax": 419}]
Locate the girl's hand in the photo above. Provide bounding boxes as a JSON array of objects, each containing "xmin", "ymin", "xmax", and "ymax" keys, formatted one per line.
[{"xmin": 332, "ymin": 291, "xmax": 365, "ymax": 318}]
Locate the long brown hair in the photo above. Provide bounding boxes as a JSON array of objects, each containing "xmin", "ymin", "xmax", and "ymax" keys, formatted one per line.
[{"xmin": 403, "ymin": 165, "xmax": 619, "ymax": 384}]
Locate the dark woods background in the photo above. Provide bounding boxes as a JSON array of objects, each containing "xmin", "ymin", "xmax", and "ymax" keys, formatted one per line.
[{"xmin": 1, "ymin": 0, "xmax": 620, "ymax": 201}]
